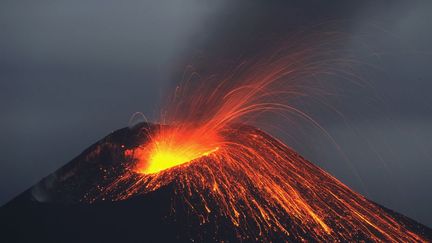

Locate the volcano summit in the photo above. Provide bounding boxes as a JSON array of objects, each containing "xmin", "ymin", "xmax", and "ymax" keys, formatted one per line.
[
  {"xmin": 1, "ymin": 122, "xmax": 431, "ymax": 242},
  {"xmin": 2, "ymin": 43, "xmax": 432, "ymax": 242}
]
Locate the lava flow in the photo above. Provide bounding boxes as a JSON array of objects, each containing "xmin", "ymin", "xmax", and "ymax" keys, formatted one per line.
[
  {"xmin": 133, "ymin": 126, "xmax": 221, "ymax": 174},
  {"xmin": 80, "ymin": 47, "xmax": 431, "ymax": 242}
]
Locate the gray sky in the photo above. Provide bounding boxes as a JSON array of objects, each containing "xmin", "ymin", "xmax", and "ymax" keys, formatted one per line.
[{"xmin": 1, "ymin": 0, "xmax": 431, "ymax": 227}]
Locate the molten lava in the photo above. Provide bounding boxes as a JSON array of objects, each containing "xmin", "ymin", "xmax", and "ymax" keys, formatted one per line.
[
  {"xmin": 83, "ymin": 125, "xmax": 429, "ymax": 242},
  {"xmin": 78, "ymin": 45, "xmax": 431, "ymax": 241},
  {"xmin": 134, "ymin": 126, "xmax": 221, "ymax": 174}
]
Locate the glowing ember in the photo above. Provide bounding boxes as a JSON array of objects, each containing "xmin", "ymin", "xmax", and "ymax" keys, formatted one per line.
[
  {"xmin": 134, "ymin": 127, "xmax": 220, "ymax": 174},
  {"xmin": 81, "ymin": 43, "xmax": 430, "ymax": 241},
  {"xmin": 84, "ymin": 125, "xmax": 428, "ymax": 242}
]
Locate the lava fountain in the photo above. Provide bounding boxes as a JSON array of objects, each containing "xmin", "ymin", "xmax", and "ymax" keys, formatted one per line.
[
  {"xmin": 82, "ymin": 44, "xmax": 430, "ymax": 242},
  {"xmin": 134, "ymin": 46, "xmax": 323, "ymax": 176}
]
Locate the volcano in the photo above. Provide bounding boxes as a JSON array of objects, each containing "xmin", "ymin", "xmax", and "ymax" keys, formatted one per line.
[{"xmin": 1, "ymin": 122, "xmax": 431, "ymax": 242}]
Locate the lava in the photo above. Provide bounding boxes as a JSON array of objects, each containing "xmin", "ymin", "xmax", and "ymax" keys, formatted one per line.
[
  {"xmin": 81, "ymin": 45, "xmax": 430, "ymax": 241},
  {"xmin": 133, "ymin": 126, "xmax": 221, "ymax": 174},
  {"xmin": 133, "ymin": 46, "xmax": 321, "ymax": 175},
  {"xmin": 84, "ymin": 125, "xmax": 428, "ymax": 242}
]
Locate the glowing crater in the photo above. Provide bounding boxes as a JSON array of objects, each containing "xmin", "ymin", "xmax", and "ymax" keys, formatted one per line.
[
  {"xmin": 142, "ymin": 145, "xmax": 219, "ymax": 174},
  {"xmin": 134, "ymin": 127, "xmax": 220, "ymax": 174}
]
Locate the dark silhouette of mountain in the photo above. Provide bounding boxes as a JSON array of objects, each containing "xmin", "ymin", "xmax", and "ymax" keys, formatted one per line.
[{"xmin": 1, "ymin": 123, "xmax": 431, "ymax": 242}]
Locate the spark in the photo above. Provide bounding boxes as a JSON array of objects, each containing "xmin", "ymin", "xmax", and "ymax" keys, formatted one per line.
[{"xmin": 82, "ymin": 40, "xmax": 429, "ymax": 241}]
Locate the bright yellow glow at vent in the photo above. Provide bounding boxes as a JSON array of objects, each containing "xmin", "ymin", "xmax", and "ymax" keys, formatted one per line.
[{"xmin": 135, "ymin": 127, "xmax": 220, "ymax": 174}]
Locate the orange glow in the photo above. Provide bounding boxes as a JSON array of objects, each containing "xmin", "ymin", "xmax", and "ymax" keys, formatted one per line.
[
  {"xmin": 83, "ymin": 41, "xmax": 429, "ymax": 241},
  {"xmin": 87, "ymin": 126, "xmax": 428, "ymax": 242},
  {"xmin": 134, "ymin": 127, "xmax": 220, "ymax": 174}
]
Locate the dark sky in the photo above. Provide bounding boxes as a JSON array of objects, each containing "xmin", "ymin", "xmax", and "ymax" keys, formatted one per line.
[{"xmin": 1, "ymin": 0, "xmax": 432, "ymax": 227}]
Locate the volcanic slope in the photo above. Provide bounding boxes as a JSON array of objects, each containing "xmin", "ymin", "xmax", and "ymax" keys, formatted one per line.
[{"xmin": 1, "ymin": 123, "xmax": 431, "ymax": 242}]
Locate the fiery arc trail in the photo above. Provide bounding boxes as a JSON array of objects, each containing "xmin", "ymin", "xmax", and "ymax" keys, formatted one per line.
[{"xmin": 84, "ymin": 46, "xmax": 429, "ymax": 242}]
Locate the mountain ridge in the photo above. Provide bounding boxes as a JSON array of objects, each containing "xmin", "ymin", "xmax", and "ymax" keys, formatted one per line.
[{"xmin": 1, "ymin": 122, "xmax": 431, "ymax": 242}]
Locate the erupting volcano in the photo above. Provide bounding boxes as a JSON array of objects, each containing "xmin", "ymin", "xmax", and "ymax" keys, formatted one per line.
[{"xmin": 1, "ymin": 48, "xmax": 431, "ymax": 242}]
